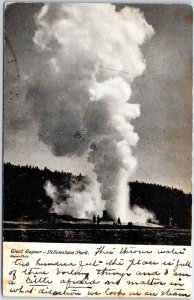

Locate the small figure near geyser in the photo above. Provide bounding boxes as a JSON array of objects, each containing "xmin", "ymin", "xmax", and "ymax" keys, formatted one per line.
[
  {"xmin": 97, "ymin": 215, "xmax": 101, "ymax": 225},
  {"xmin": 93, "ymin": 215, "xmax": 96, "ymax": 224},
  {"xmin": 118, "ymin": 217, "xmax": 121, "ymax": 226},
  {"xmin": 128, "ymin": 222, "xmax": 133, "ymax": 228}
]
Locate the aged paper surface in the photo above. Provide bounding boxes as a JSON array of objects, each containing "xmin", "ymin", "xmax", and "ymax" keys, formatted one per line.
[
  {"xmin": 3, "ymin": 243, "xmax": 192, "ymax": 298},
  {"xmin": 3, "ymin": 3, "xmax": 192, "ymax": 298}
]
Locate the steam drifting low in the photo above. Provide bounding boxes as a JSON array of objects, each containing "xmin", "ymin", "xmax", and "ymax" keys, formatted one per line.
[{"xmin": 28, "ymin": 4, "xmax": 155, "ymax": 222}]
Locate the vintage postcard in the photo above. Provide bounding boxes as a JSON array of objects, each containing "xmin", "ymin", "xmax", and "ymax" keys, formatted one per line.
[{"xmin": 3, "ymin": 3, "xmax": 192, "ymax": 298}]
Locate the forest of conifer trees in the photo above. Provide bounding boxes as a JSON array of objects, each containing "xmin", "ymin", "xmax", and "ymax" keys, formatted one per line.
[{"xmin": 3, "ymin": 163, "xmax": 191, "ymax": 228}]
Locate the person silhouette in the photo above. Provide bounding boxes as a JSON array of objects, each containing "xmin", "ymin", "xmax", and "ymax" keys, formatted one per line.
[
  {"xmin": 93, "ymin": 215, "xmax": 96, "ymax": 224},
  {"xmin": 97, "ymin": 215, "xmax": 100, "ymax": 225},
  {"xmin": 118, "ymin": 217, "xmax": 121, "ymax": 225}
]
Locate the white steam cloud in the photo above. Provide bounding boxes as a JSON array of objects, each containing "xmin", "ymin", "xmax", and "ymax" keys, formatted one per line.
[
  {"xmin": 45, "ymin": 176, "xmax": 104, "ymax": 219},
  {"xmin": 28, "ymin": 4, "xmax": 155, "ymax": 223}
]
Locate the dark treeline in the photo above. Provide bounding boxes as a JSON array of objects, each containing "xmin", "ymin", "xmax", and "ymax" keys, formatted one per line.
[
  {"xmin": 130, "ymin": 182, "xmax": 191, "ymax": 229},
  {"xmin": 3, "ymin": 163, "xmax": 84, "ymax": 221},
  {"xmin": 3, "ymin": 163, "xmax": 192, "ymax": 228}
]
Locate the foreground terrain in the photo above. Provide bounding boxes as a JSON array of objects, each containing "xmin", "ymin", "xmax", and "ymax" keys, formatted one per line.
[{"xmin": 3, "ymin": 221, "xmax": 191, "ymax": 245}]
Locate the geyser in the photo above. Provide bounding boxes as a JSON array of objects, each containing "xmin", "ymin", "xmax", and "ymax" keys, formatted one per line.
[{"xmin": 28, "ymin": 3, "xmax": 155, "ymax": 223}]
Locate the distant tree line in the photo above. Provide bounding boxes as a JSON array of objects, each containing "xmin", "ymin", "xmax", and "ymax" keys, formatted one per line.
[
  {"xmin": 3, "ymin": 163, "xmax": 84, "ymax": 221},
  {"xmin": 3, "ymin": 163, "xmax": 192, "ymax": 228},
  {"xmin": 130, "ymin": 181, "xmax": 191, "ymax": 229}
]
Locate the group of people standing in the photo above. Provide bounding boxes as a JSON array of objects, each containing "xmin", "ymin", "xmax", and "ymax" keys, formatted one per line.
[
  {"xmin": 92, "ymin": 215, "xmax": 121, "ymax": 225},
  {"xmin": 113, "ymin": 217, "xmax": 121, "ymax": 225},
  {"xmin": 92, "ymin": 215, "xmax": 101, "ymax": 224}
]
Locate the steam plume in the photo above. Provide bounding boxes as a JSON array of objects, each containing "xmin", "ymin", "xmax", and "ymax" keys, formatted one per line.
[
  {"xmin": 45, "ymin": 176, "xmax": 104, "ymax": 219},
  {"xmin": 28, "ymin": 4, "xmax": 154, "ymax": 222}
]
